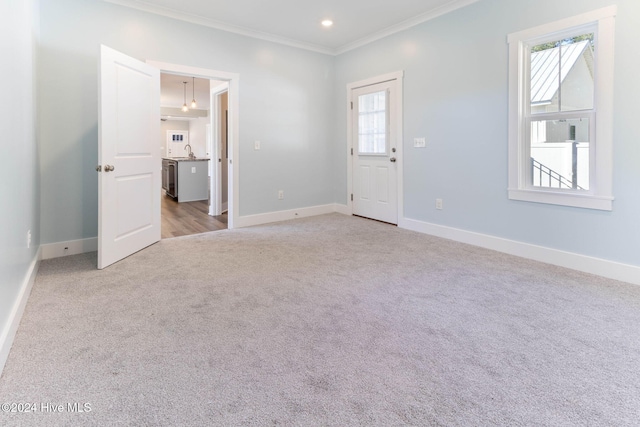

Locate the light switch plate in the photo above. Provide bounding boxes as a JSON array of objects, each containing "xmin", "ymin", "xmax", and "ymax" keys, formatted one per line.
[
  {"xmin": 414, "ymin": 137, "xmax": 426, "ymax": 148},
  {"xmin": 254, "ymin": 140, "xmax": 261, "ymax": 150},
  {"xmin": 191, "ymin": 167, "xmax": 196, "ymax": 173}
]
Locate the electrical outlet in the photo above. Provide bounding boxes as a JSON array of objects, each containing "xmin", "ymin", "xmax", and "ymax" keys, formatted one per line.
[
  {"xmin": 436, "ymin": 198, "xmax": 443, "ymax": 210},
  {"xmin": 255, "ymin": 140, "xmax": 261, "ymax": 150},
  {"xmin": 27, "ymin": 230, "xmax": 31, "ymax": 249},
  {"xmin": 278, "ymin": 190, "xmax": 284, "ymax": 200}
]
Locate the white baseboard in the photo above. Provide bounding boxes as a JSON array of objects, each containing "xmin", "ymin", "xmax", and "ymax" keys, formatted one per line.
[
  {"xmin": 400, "ymin": 217, "xmax": 640, "ymax": 286},
  {"xmin": 38, "ymin": 205, "xmax": 344, "ymax": 259},
  {"xmin": 0, "ymin": 247, "xmax": 41, "ymax": 376},
  {"xmin": 41, "ymin": 237, "xmax": 97, "ymax": 260},
  {"xmin": 35, "ymin": 211, "xmax": 637, "ymax": 286},
  {"xmin": 234, "ymin": 203, "xmax": 342, "ymax": 228},
  {"xmin": 334, "ymin": 203, "xmax": 350, "ymax": 215}
]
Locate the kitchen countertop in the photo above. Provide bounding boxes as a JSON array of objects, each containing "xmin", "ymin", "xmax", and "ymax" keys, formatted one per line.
[{"xmin": 162, "ymin": 157, "xmax": 210, "ymax": 162}]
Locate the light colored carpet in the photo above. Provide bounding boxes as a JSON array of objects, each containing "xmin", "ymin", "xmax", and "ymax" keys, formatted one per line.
[{"xmin": 1, "ymin": 213, "xmax": 639, "ymax": 426}]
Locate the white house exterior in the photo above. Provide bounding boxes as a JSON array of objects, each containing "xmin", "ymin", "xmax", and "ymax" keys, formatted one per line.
[{"xmin": 530, "ymin": 40, "xmax": 594, "ymax": 189}]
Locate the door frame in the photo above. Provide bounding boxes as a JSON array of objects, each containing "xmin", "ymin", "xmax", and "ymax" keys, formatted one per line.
[
  {"xmin": 346, "ymin": 71, "xmax": 404, "ymax": 222},
  {"xmin": 209, "ymin": 82, "xmax": 229, "ymax": 216},
  {"xmin": 147, "ymin": 60, "xmax": 239, "ymax": 229}
]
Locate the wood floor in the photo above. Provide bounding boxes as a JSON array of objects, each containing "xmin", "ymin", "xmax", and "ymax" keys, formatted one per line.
[{"xmin": 161, "ymin": 195, "xmax": 227, "ymax": 239}]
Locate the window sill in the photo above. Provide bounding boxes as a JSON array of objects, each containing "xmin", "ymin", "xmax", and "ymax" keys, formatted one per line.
[{"xmin": 508, "ymin": 188, "xmax": 613, "ymax": 211}]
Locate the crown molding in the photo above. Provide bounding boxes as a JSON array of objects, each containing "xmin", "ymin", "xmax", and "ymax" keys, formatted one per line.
[
  {"xmin": 104, "ymin": 0, "xmax": 479, "ymax": 56},
  {"xmin": 334, "ymin": 0, "xmax": 480, "ymax": 55},
  {"xmin": 103, "ymin": 0, "xmax": 335, "ymax": 55}
]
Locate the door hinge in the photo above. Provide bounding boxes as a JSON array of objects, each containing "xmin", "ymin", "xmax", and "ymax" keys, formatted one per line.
[
  {"xmin": 350, "ymin": 148, "xmax": 353, "ymax": 155},
  {"xmin": 350, "ymin": 101, "xmax": 353, "ymax": 110},
  {"xmin": 351, "ymin": 194, "xmax": 353, "ymax": 201}
]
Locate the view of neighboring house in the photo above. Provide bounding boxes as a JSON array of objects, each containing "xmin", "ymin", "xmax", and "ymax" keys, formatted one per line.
[{"xmin": 529, "ymin": 38, "xmax": 594, "ymax": 190}]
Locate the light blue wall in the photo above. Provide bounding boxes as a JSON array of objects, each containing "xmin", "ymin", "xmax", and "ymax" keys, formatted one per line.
[
  {"xmin": 0, "ymin": 0, "xmax": 40, "ymax": 341},
  {"xmin": 38, "ymin": 0, "xmax": 335, "ymax": 244},
  {"xmin": 334, "ymin": 0, "xmax": 640, "ymax": 267},
  {"xmin": 35, "ymin": 0, "xmax": 640, "ymax": 268}
]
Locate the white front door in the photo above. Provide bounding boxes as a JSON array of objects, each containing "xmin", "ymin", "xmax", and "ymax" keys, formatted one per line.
[
  {"xmin": 98, "ymin": 45, "xmax": 161, "ymax": 269},
  {"xmin": 352, "ymin": 80, "xmax": 399, "ymax": 224}
]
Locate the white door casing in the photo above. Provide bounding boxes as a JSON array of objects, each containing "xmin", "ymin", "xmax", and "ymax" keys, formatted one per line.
[
  {"xmin": 350, "ymin": 75, "xmax": 402, "ymax": 224},
  {"xmin": 205, "ymin": 123, "xmax": 213, "ymax": 213},
  {"xmin": 210, "ymin": 82, "xmax": 229, "ymax": 216},
  {"xmin": 98, "ymin": 45, "xmax": 161, "ymax": 269}
]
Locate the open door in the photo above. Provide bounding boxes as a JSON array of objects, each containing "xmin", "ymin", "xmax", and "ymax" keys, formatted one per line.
[{"xmin": 98, "ymin": 45, "xmax": 160, "ymax": 269}]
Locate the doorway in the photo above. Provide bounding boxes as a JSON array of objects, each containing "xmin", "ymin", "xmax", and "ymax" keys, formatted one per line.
[
  {"xmin": 347, "ymin": 72, "xmax": 404, "ymax": 225},
  {"xmin": 158, "ymin": 73, "xmax": 228, "ymax": 239},
  {"xmin": 149, "ymin": 60, "xmax": 239, "ymax": 235}
]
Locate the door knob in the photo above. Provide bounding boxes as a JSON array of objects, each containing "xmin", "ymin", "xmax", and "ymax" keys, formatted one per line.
[
  {"xmin": 104, "ymin": 165, "xmax": 115, "ymax": 172},
  {"xmin": 96, "ymin": 165, "xmax": 102, "ymax": 172},
  {"xmin": 390, "ymin": 157, "xmax": 397, "ymax": 163}
]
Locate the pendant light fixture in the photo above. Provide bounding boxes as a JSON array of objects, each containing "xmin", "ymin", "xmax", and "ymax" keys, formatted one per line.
[
  {"xmin": 191, "ymin": 76, "xmax": 197, "ymax": 109},
  {"xmin": 181, "ymin": 81, "xmax": 189, "ymax": 112}
]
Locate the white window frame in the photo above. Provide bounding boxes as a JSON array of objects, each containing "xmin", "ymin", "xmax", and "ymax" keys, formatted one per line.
[{"xmin": 507, "ymin": 6, "xmax": 616, "ymax": 211}]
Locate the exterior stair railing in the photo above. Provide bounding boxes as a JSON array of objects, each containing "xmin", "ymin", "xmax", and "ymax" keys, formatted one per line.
[{"xmin": 531, "ymin": 158, "xmax": 584, "ymax": 190}]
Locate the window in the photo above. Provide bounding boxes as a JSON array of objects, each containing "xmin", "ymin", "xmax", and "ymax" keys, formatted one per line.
[
  {"xmin": 507, "ymin": 6, "xmax": 616, "ymax": 210},
  {"xmin": 358, "ymin": 90, "xmax": 388, "ymax": 155}
]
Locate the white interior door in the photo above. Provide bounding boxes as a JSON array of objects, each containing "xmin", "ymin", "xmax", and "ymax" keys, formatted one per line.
[
  {"xmin": 98, "ymin": 45, "xmax": 161, "ymax": 269},
  {"xmin": 352, "ymin": 80, "xmax": 398, "ymax": 224}
]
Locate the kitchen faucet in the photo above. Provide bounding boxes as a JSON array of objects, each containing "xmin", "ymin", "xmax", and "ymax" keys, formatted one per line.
[{"xmin": 184, "ymin": 143, "xmax": 195, "ymax": 159}]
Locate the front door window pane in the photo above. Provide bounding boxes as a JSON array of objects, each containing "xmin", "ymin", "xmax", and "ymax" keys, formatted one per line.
[{"xmin": 358, "ymin": 91, "xmax": 387, "ymax": 154}]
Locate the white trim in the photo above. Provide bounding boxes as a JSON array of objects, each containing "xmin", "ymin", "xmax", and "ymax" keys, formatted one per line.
[
  {"xmin": 508, "ymin": 188, "xmax": 613, "ymax": 211},
  {"xmin": 103, "ymin": 0, "xmax": 334, "ymax": 55},
  {"xmin": 335, "ymin": 0, "xmax": 480, "ymax": 55},
  {"xmin": 334, "ymin": 204, "xmax": 350, "ymax": 215},
  {"xmin": 0, "ymin": 248, "xmax": 41, "ymax": 375},
  {"xmin": 39, "ymin": 205, "xmax": 347, "ymax": 257},
  {"xmin": 147, "ymin": 60, "xmax": 239, "ymax": 229},
  {"xmin": 41, "ymin": 238, "xmax": 98, "ymax": 260},
  {"xmin": 347, "ymin": 71, "xmax": 404, "ymax": 91},
  {"xmin": 346, "ymin": 71, "xmax": 404, "ymax": 222},
  {"xmin": 234, "ymin": 204, "xmax": 343, "ymax": 228},
  {"xmin": 104, "ymin": 0, "xmax": 478, "ymax": 56},
  {"xmin": 400, "ymin": 217, "xmax": 640, "ymax": 286},
  {"xmin": 507, "ymin": 6, "xmax": 617, "ymax": 43},
  {"xmin": 210, "ymin": 82, "xmax": 230, "ymax": 217},
  {"xmin": 507, "ymin": 6, "xmax": 616, "ymax": 211}
]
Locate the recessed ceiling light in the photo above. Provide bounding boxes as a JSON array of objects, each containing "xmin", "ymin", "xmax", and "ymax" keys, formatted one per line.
[{"xmin": 321, "ymin": 19, "xmax": 333, "ymax": 27}]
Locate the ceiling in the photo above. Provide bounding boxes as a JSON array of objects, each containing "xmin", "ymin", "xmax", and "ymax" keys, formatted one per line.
[
  {"xmin": 105, "ymin": 0, "xmax": 479, "ymax": 55},
  {"xmin": 161, "ymin": 73, "xmax": 220, "ymax": 112}
]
